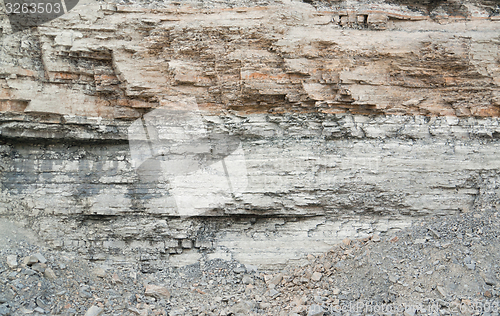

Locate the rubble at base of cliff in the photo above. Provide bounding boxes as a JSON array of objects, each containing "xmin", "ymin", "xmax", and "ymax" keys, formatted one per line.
[{"xmin": 1, "ymin": 206, "xmax": 500, "ymax": 316}]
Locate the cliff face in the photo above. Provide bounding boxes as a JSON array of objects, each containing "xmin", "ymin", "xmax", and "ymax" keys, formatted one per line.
[
  {"xmin": 1, "ymin": 0, "xmax": 500, "ymax": 269},
  {"xmin": 1, "ymin": 0, "xmax": 500, "ymax": 117}
]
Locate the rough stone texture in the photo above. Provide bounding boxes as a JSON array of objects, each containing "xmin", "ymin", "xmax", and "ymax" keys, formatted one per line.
[
  {"xmin": 0, "ymin": 0, "xmax": 499, "ymax": 118},
  {"xmin": 2, "ymin": 112, "xmax": 500, "ymax": 268},
  {"xmin": 1, "ymin": 0, "xmax": 500, "ymax": 269}
]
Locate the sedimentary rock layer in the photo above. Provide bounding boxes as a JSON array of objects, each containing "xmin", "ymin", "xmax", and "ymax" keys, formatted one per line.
[
  {"xmin": 1, "ymin": 112, "xmax": 500, "ymax": 268},
  {"xmin": 1, "ymin": 0, "xmax": 499, "ymax": 118},
  {"xmin": 1, "ymin": 0, "xmax": 500, "ymax": 268}
]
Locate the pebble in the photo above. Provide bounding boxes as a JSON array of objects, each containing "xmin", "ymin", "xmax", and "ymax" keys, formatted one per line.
[
  {"xmin": 84, "ymin": 306, "xmax": 103, "ymax": 316},
  {"xmin": 33, "ymin": 253, "xmax": 47, "ymax": 264},
  {"xmin": 44, "ymin": 267, "xmax": 57, "ymax": 280},
  {"xmin": 242, "ymin": 275, "xmax": 254, "ymax": 285},
  {"xmin": 428, "ymin": 228, "xmax": 441, "ymax": 239},
  {"xmin": 465, "ymin": 262, "xmax": 476, "ymax": 270},
  {"xmin": 93, "ymin": 267, "xmax": 106, "ymax": 278},
  {"xmin": 311, "ymin": 272, "xmax": 322, "ymax": 282},
  {"xmin": 233, "ymin": 266, "xmax": 246, "ymax": 274},
  {"xmin": 6, "ymin": 255, "xmax": 17, "ymax": 269},
  {"xmin": 437, "ymin": 286, "xmax": 447, "ymax": 298},
  {"xmin": 23, "ymin": 255, "xmax": 39, "ymax": 266},
  {"xmin": 145, "ymin": 284, "xmax": 171, "ymax": 299},
  {"xmin": 415, "ymin": 286, "xmax": 425, "ymax": 293},
  {"xmin": 268, "ymin": 273, "xmax": 283, "ymax": 286},
  {"xmin": 482, "ymin": 274, "xmax": 497, "ymax": 286},
  {"xmin": 231, "ymin": 300, "xmax": 256, "ymax": 314},
  {"xmin": 34, "ymin": 307, "xmax": 45, "ymax": 313},
  {"xmin": 268, "ymin": 289, "xmax": 280, "ymax": 298},
  {"xmin": 371, "ymin": 234, "xmax": 381, "ymax": 242}
]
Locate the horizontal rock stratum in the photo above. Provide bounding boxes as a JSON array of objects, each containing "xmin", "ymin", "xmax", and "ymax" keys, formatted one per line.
[
  {"xmin": 1, "ymin": 0, "xmax": 500, "ymax": 269},
  {"xmin": 1, "ymin": 0, "xmax": 499, "ymax": 117}
]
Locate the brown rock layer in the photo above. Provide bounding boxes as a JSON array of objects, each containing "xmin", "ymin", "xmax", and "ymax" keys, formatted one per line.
[{"xmin": 1, "ymin": 0, "xmax": 499, "ymax": 118}]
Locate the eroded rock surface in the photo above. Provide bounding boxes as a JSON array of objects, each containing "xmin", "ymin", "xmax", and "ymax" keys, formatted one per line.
[{"xmin": 0, "ymin": 0, "xmax": 500, "ymax": 269}]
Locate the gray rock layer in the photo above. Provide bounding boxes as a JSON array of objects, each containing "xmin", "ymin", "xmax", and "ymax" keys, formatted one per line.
[{"xmin": 1, "ymin": 112, "xmax": 500, "ymax": 268}]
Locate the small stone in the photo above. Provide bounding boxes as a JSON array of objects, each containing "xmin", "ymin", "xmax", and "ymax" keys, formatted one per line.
[
  {"xmin": 36, "ymin": 297, "xmax": 49, "ymax": 310},
  {"xmin": 23, "ymin": 255, "xmax": 38, "ymax": 266},
  {"xmin": 332, "ymin": 288, "xmax": 340, "ymax": 295},
  {"xmin": 437, "ymin": 286, "xmax": 447, "ymax": 298},
  {"xmin": 414, "ymin": 239, "xmax": 426, "ymax": 244},
  {"xmin": 342, "ymin": 238, "xmax": 351, "ymax": 246},
  {"xmin": 485, "ymin": 291, "xmax": 493, "ymax": 298},
  {"xmin": 93, "ymin": 267, "xmax": 106, "ymax": 278},
  {"xmin": 415, "ymin": 286, "xmax": 425, "ymax": 293},
  {"xmin": 33, "ymin": 253, "xmax": 47, "ymax": 264},
  {"xmin": 181, "ymin": 239, "xmax": 193, "ymax": 249},
  {"xmin": 242, "ymin": 275, "xmax": 254, "ymax": 285},
  {"xmin": 311, "ymin": 272, "xmax": 322, "ymax": 282},
  {"xmin": 233, "ymin": 266, "xmax": 246, "ymax": 274},
  {"xmin": 145, "ymin": 284, "xmax": 170, "ymax": 299},
  {"xmin": 268, "ymin": 289, "xmax": 280, "ymax": 298},
  {"xmin": 169, "ymin": 308, "xmax": 186, "ymax": 316},
  {"xmin": 31, "ymin": 263, "xmax": 45, "ymax": 273},
  {"xmin": 0, "ymin": 296, "xmax": 7, "ymax": 304},
  {"xmin": 128, "ymin": 307, "xmax": 142, "ymax": 315},
  {"xmin": 245, "ymin": 264, "xmax": 258, "ymax": 273},
  {"xmin": 307, "ymin": 304, "xmax": 324, "ymax": 316},
  {"xmin": 231, "ymin": 300, "xmax": 256, "ymax": 314},
  {"xmin": 428, "ymin": 228, "xmax": 441, "ymax": 239},
  {"xmin": 111, "ymin": 273, "xmax": 122, "ymax": 284},
  {"xmin": 371, "ymin": 234, "xmax": 381, "ymax": 242},
  {"xmin": 34, "ymin": 307, "xmax": 45, "ymax": 313},
  {"xmin": 84, "ymin": 306, "xmax": 103, "ymax": 316},
  {"xmin": 465, "ymin": 263, "xmax": 476, "ymax": 270},
  {"xmin": 389, "ymin": 275, "xmax": 399, "ymax": 283},
  {"xmin": 389, "ymin": 236, "xmax": 399, "ymax": 242},
  {"xmin": 80, "ymin": 289, "xmax": 92, "ymax": 299},
  {"xmin": 268, "ymin": 273, "xmax": 283, "ymax": 286},
  {"xmin": 6, "ymin": 255, "xmax": 17, "ymax": 269},
  {"xmin": 44, "ymin": 267, "xmax": 56, "ymax": 280},
  {"xmin": 481, "ymin": 273, "xmax": 497, "ymax": 286}
]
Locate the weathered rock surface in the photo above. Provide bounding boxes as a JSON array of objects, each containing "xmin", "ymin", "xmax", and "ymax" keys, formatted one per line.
[
  {"xmin": 0, "ymin": 0, "xmax": 499, "ymax": 118},
  {"xmin": 1, "ymin": 0, "xmax": 500, "ymax": 270}
]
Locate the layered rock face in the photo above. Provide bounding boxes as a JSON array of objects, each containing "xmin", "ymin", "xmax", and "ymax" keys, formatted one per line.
[{"xmin": 1, "ymin": 0, "xmax": 500, "ymax": 269}]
